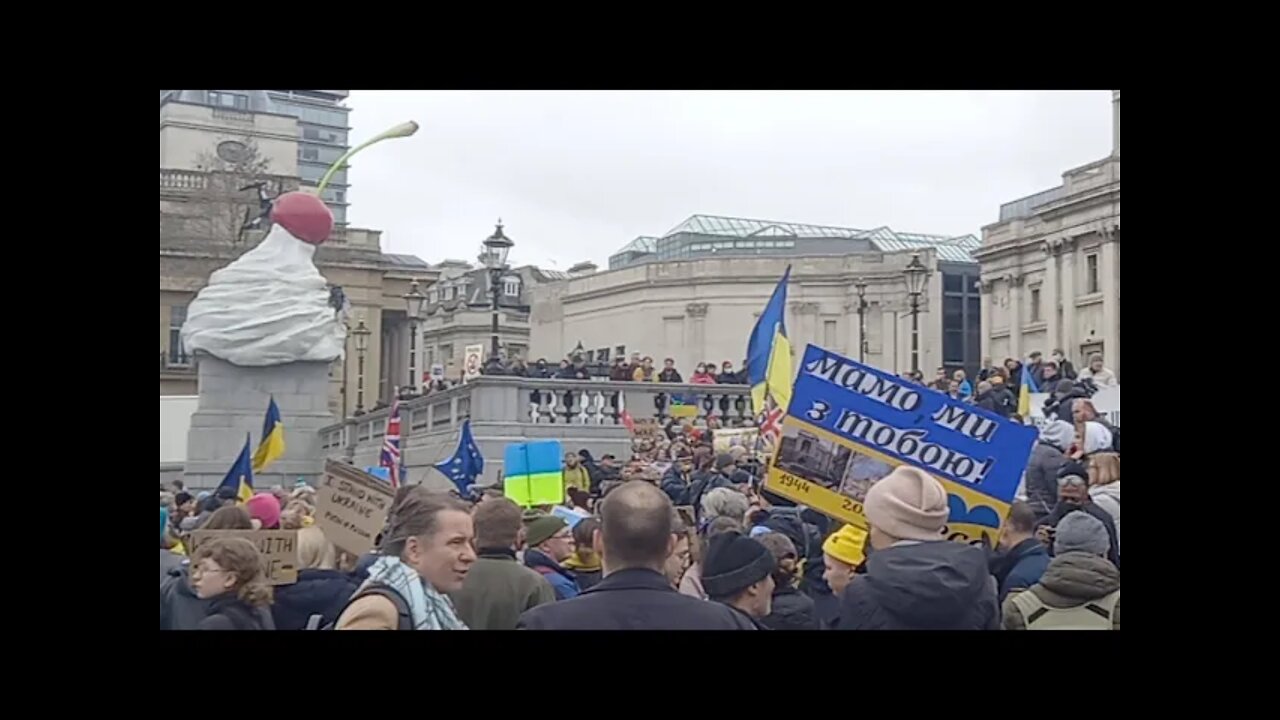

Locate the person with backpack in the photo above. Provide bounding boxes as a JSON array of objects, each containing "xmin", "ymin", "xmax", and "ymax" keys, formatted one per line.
[
  {"xmin": 334, "ymin": 487, "xmax": 476, "ymax": 630},
  {"xmin": 270, "ymin": 526, "xmax": 361, "ymax": 631},
  {"xmin": 1003, "ymin": 511, "xmax": 1119, "ymax": 630},
  {"xmin": 450, "ymin": 498, "xmax": 556, "ymax": 630},
  {"xmin": 190, "ymin": 537, "xmax": 274, "ymax": 630}
]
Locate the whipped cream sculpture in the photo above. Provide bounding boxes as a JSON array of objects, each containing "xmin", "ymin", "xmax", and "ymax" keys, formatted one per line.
[{"xmin": 182, "ymin": 121, "xmax": 420, "ymax": 368}]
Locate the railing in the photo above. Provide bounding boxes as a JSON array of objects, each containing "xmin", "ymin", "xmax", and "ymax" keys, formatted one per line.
[
  {"xmin": 319, "ymin": 376, "xmax": 754, "ymax": 453},
  {"xmin": 159, "ymin": 169, "xmax": 208, "ymax": 191}
]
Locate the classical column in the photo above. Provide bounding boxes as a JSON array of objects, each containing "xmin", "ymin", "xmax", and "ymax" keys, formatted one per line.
[
  {"xmin": 790, "ymin": 302, "xmax": 820, "ymax": 353},
  {"xmin": 686, "ymin": 302, "xmax": 709, "ymax": 363},
  {"xmin": 1060, "ymin": 238, "xmax": 1077, "ymax": 362},
  {"xmin": 1100, "ymin": 227, "xmax": 1120, "ymax": 380},
  {"xmin": 1006, "ymin": 273, "xmax": 1023, "ymax": 360},
  {"xmin": 978, "ymin": 280, "xmax": 992, "ymax": 363},
  {"xmin": 1042, "ymin": 241, "xmax": 1059, "ymax": 354},
  {"xmin": 881, "ymin": 306, "xmax": 897, "ymax": 373}
]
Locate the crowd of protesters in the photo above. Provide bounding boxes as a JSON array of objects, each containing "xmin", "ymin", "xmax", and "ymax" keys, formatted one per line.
[{"xmin": 479, "ymin": 351, "xmax": 750, "ymax": 385}]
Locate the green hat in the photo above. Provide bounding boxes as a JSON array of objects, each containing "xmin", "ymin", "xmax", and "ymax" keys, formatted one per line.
[{"xmin": 525, "ymin": 516, "xmax": 568, "ymax": 546}]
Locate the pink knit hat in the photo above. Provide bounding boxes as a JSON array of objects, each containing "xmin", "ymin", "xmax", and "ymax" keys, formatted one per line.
[
  {"xmin": 863, "ymin": 466, "xmax": 949, "ymax": 542},
  {"xmin": 245, "ymin": 493, "xmax": 282, "ymax": 530}
]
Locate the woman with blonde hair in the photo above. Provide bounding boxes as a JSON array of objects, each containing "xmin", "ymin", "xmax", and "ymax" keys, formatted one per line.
[
  {"xmin": 190, "ymin": 537, "xmax": 274, "ymax": 630},
  {"xmin": 271, "ymin": 526, "xmax": 361, "ymax": 630},
  {"xmin": 1088, "ymin": 452, "xmax": 1121, "ymax": 552}
]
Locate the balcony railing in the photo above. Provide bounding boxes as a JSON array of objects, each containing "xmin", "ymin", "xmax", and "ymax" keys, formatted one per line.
[{"xmin": 159, "ymin": 169, "xmax": 208, "ymax": 191}]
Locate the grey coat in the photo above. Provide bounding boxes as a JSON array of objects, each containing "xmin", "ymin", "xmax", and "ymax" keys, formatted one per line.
[{"xmin": 1024, "ymin": 441, "xmax": 1067, "ymax": 517}]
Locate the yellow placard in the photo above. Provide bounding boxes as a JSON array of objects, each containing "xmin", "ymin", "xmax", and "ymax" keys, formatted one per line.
[{"xmin": 764, "ymin": 417, "xmax": 1008, "ymax": 548}]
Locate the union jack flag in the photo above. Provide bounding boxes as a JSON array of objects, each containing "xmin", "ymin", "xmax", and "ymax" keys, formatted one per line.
[
  {"xmin": 380, "ymin": 401, "xmax": 403, "ymax": 489},
  {"xmin": 758, "ymin": 399, "xmax": 784, "ymax": 447}
]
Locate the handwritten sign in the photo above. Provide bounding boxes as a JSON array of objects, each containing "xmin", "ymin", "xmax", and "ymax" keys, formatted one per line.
[
  {"xmin": 188, "ymin": 530, "xmax": 299, "ymax": 585},
  {"xmin": 316, "ymin": 460, "xmax": 396, "ymax": 556},
  {"xmin": 763, "ymin": 345, "xmax": 1037, "ymax": 547}
]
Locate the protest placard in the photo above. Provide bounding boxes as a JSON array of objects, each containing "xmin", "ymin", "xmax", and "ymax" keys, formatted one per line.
[
  {"xmin": 316, "ymin": 460, "xmax": 396, "ymax": 556},
  {"xmin": 504, "ymin": 440, "xmax": 564, "ymax": 507},
  {"xmin": 712, "ymin": 427, "xmax": 760, "ymax": 454},
  {"xmin": 764, "ymin": 344, "xmax": 1037, "ymax": 547},
  {"xmin": 187, "ymin": 530, "xmax": 299, "ymax": 585},
  {"xmin": 463, "ymin": 344, "xmax": 485, "ymax": 382}
]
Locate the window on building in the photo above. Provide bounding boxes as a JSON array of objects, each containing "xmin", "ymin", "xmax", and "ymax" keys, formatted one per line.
[
  {"xmin": 300, "ymin": 147, "xmax": 319, "ymax": 161},
  {"xmin": 1086, "ymin": 253, "xmax": 1099, "ymax": 294},
  {"xmin": 597, "ymin": 348, "xmax": 610, "ymax": 362},
  {"xmin": 428, "ymin": 290, "xmax": 438, "ymax": 303},
  {"xmin": 427, "ymin": 348, "xmax": 435, "ymax": 367},
  {"xmin": 334, "ymin": 191, "xmax": 345, "ymax": 203},
  {"xmin": 209, "ymin": 91, "xmax": 249, "ymax": 110},
  {"xmin": 504, "ymin": 278, "xmax": 520, "ymax": 296},
  {"xmin": 943, "ymin": 273, "xmax": 963, "ymax": 293},
  {"xmin": 168, "ymin": 305, "xmax": 188, "ymax": 364},
  {"xmin": 1031, "ymin": 288, "xmax": 1042, "ymax": 322},
  {"xmin": 943, "ymin": 329, "xmax": 965, "ymax": 365},
  {"xmin": 440, "ymin": 344, "xmax": 453, "ymax": 363},
  {"xmin": 615, "ymin": 345, "xmax": 626, "ymax": 358},
  {"xmin": 303, "ymin": 127, "xmax": 321, "ymax": 140},
  {"xmin": 823, "ymin": 320, "xmax": 838, "ymax": 348}
]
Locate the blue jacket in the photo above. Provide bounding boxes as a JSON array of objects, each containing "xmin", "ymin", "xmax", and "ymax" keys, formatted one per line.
[
  {"xmin": 525, "ymin": 548, "xmax": 580, "ymax": 601},
  {"xmin": 990, "ymin": 538, "xmax": 1051, "ymax": 603}
]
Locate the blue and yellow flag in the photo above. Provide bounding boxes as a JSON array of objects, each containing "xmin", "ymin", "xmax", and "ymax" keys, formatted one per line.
[
  {"xmin": 746, "ymin": 266, "xmax": 794, "ymax": 416},
  {"xmin": 252, "ymin": 396, "xmax": 286, "ymax": 473},
  {"xmin": 1017, "ymin": 364, "xmax": 1040, "ymax": 418},
  {"xmin": 220, "ymin": 434, "xmax": 255, "ymax": 504}
]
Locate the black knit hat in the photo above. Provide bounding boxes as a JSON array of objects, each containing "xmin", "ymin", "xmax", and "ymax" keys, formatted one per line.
[{"xmin": 701, "ymin": 532, "xmax": 775, "ymax": 599}]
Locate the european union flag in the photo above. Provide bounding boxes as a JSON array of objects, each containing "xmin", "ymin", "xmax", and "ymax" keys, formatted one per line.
[{"xmin": 434, "ymin": 419, "xmax": 485, "ymax": 495}]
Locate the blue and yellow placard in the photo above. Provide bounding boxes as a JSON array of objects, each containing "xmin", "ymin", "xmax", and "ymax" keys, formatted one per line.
[
  {"xmin": 504, "ymin": 440, "xmax": 565, "ymax": 508},
  {"xmin": 764, "ymin": 345, "xmax": 1037, "ymax": 547}
]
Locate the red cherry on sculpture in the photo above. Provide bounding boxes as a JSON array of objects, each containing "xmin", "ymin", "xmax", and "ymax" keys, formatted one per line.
[{"xmin": 271, "ymin": 191, "xmax": 334, "ymax": 245}]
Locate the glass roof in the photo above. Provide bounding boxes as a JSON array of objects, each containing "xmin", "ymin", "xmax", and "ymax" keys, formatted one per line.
[{"xmin": 612, "ymin": 215, "xmax": 978, "ymax": 264}]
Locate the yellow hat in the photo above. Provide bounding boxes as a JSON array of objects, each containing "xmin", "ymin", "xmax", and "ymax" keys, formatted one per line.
[{"xmin": 822, "ymin": 524, "xmax": 868, "ymax": 568}]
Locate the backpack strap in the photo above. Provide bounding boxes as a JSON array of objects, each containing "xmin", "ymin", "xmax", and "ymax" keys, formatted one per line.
[
  {"xmin": 1010, "ymin": 588, "xmax": 1050, "ymax": 626},
  {"xmin": 1083, "ymin": 590, "xmax": 1120, "ymax": 620},
  {"xmin": 333, "ymin": 583, "xmax": 414, "ymax": 630},
  {"xmin": 304, "ymin": 614, "xmax": 325, "ymax": 631}
]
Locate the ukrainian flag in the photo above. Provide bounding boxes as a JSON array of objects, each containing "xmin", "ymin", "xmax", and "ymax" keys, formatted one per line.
[
  {"xmin": 1017, "ymin": 364, "xmax": 1040, "ymax": 419},
  {"xmin": 747, "ymin": 266, "xmax": 794, "ymax": 415},
  {"xmin": 220, "ymin": 434, "xmax": 255, "ymax": 504},
  {"xmin": 252, "ymin": 396, "xmax": 286, "ymax": 473},
  {"xmin": 503, "ymin": 440, "xmax": 563, "ymax": 508}
]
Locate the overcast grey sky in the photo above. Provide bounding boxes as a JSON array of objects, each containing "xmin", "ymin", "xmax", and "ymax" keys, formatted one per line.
[{"xmin": 345, "ymin": 90, "xmax": 1113, "ymax": 269}]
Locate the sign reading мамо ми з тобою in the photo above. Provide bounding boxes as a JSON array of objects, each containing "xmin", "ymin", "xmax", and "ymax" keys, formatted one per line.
[{"xmin": 764, "ymin": 345, "xmax": 1037, "ymax": 548}]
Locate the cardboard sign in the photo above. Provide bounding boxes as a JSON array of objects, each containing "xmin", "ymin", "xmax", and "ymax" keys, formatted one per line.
[
  {"xmin": 430, "ymin": 363, "xmax": 446, "ymax": 381},
  {"xmin": 317, "ymin": 460, "xmax": 397, "ymax": 556},
  {"xmin": 463, "ymin": 344, "xmax": 485, "ymax": 382},
  {"xmin": 713, "ymin": 427, "xmax": 760, "ymax": 454},
  {"xmin": 630, "ymin": 419, "xmax": 663, "ymax": 438},
  {"xmin": 187, "ymin": 530, "xmax": 299, "ymax": 585},
  {"xmin": 764, "ymin": 345, "xmax": 1038, "ymax": 547}
]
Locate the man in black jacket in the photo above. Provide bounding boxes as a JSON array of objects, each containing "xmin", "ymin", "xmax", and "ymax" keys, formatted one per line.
[
  {"xmin": 657, "ymin": 358, "xmax": 683, "ymax": 383},
  {"xmin": 702, "ymin": 532, "xmax": 776, "ymax": 629},
  {"xmin": 518, "ymin": 482, "xmax": 755, "ymax": 630},
  {"xmin": 1051, "ymin": 349, "xmax": 1077, "ymax": 380},
  {"xmin": 988, "ymin": 375, "xmax": 1017, "ymax": 418},
  {"xmin": 1036, "ymin": 461, "xmax": 1121, "ymax": 570}
]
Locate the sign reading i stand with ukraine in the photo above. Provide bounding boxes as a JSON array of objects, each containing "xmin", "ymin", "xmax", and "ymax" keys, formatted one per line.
[{"xmin": 764, "ymin": 344, "xmax": 1037, "ymax": 547}]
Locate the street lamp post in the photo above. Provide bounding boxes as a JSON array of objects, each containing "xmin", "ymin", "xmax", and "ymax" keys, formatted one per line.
[
  {"xmin": 402, "ymin": 280, "xmax": 426, "ymax": 392},
  {"xmin": 903, "ymin": 253, "xmax": 929, "ymax": 376},
  {"xmin": 479, "ymin": 220, "xmax": 514, "ymax": 376},
  {"xmin": 855, "ymin": 278, "xmax": 869, "ymax": 363},
  {"xmin": 353, "ymin": 319, "xmax": 370, "ymax": 413}
]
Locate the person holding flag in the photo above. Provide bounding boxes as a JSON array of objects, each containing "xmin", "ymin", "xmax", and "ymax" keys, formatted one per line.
[
  {"xmin": 1017, "ymin": 363, "xmax": 1041, "ymax": 420},
  {"xmin": 252, "ymin": 396, "xmax": 286, "ymax": 473},
  {"xmin": 218, "ymin": 434, "xmax": 255, "ymax": 504},
  {"xmin": 747, "ymin": 266, "xmax": 793, "ymax": 447},
  {"xmin": 381, "ymin": 400, "xmax": 406, "ymax": 488},
  {"xmin": 434, "ymin": 419, "xmax": 485, "ymax": 498}
]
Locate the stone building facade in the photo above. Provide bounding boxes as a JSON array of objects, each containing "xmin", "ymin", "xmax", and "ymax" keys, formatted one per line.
[
  {"xmin": 529, "ymin": 251, "xmax": 952, "ymax": 379},
  {"xmin": 974, "ymin": 90, "xmax": 1120, "ymax": 378}
]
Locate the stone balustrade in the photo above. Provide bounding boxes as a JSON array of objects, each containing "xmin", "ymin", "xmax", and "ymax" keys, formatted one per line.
[{"xmin": 319, "ymin": 376, "xmax": 753, "ymax": 491}]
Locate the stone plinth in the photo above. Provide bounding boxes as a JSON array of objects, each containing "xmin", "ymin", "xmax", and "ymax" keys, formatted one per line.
[{"xmin": 184, "ymin": 354, "xmax": 336, "ymax": 491}]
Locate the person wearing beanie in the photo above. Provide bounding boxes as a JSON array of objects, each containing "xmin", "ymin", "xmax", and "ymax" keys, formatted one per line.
[
  {"xmin": 757, "ymin": 532, "xmax": 817, "ymax": 631},
  {"xmin": 518, "ymin": 482, "xmax": 755, "ymax": 630},
  {"xmin": 245, "ymin": 493, "xmax": 282, "ymax": 530},
  {"xmin": 988, "ymin": 502, "xmax": 1051, "ymax": 603},
  {"xmin": 1025, "ymin": 419, "xmax": 1073, "ymax": 519},
  {"xmin": 839, "ymin": 466, "xmax": 1000, "ymax": 631},
  {"xmin": 821, "ymin": 524, "xmax": 869, "ymax": 599},
  {"xmin": 1003, "ymin": 511, "xmax": 1120, "ymax": 630},
  {"xmin": 450, "ymin": 498, "xmax": 556, "ymax": 630},
  {"xmin": 1035, "ymin": 461, "xmax": 1120, "ymax": 570},
  {"xmin": 701, "ymin": 532, "xmax": 776, "ymax": 626},
  {"xmin": 522, "ymin": 515, "xmax": 580, "ymax": 600}
]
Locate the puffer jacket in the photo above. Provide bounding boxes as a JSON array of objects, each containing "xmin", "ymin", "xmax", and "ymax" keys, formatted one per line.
[
  {"xmin": 563, "ymin": 464, "xmax": 592, "ymax": 493},
  {"xmin": 1088, "ymin": 483, "xmax": 1120, "ymax": 552},
  {"xmin": 1024, "ymin": 441, "xmax": 1068, "ymax": 517},
  {"xmin": 660, "ymin": 465, "xmax": 692, "ymax": 503},
  {"xmin": 1002, "ymin": 552, "xmax": 1120, "ymax": 630},
  {"xmin": 838, "ymin": 541, "xmax": 1000, "ymax": 631},
  {"xmin": 762, "ymin": 585, "xmax": 817, "ymax": 630}
]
